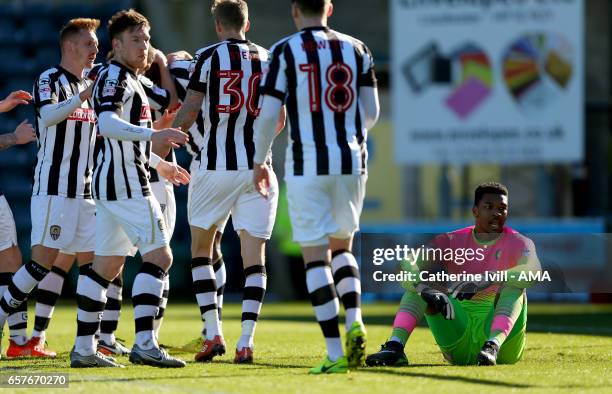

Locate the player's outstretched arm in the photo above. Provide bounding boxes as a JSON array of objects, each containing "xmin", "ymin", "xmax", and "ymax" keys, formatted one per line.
[
  {"xmin": 99, "ymin": 111, "xmax": 188, "ymax": 147},
  {"xmin": 0, "ymin": 120, "xmax": 36, "ymax": 150},
  {"xmin": 0, "ymin": 90, "xmax": 32, "ymax": 113},
  {"xmin": 39, "ymin": 84, "xmax": 93, "ymax": 128},
  {"xmin": 172, "ymin": 89, "xmax": 204, "ymax": 132},
  {"xmin": 150, "ymin": 153, "xmax": 190, "ymax": 186}
]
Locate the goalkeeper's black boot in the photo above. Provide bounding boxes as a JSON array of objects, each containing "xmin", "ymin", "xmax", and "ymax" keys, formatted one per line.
[
  {"xmin": 477, "ymin": 340, "xmax": 499, "ymax": 366},
  {"xmin": 365, "ymin": 340, "xmax": 409, "ymax": 367}
]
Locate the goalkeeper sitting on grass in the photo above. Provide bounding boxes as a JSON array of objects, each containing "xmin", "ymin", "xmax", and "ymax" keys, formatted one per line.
[{"xmin": 366, "ymin": 182, "xmax": 541, "ymax": 367}]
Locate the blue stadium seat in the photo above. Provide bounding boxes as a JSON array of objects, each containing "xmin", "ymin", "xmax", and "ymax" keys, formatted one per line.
[
  {"xmin": 34, "ymin": 47, "xmax": 60, "ymax": 69},
  {"xmin": 0, "ymin": 46, "xmax": 27, "ymax": 74},
  {"xmin": 25, "ymin": 19, "xmax": 59, "ymax": 45}
]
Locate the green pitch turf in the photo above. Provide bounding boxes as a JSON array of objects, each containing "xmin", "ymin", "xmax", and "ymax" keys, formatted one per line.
[{"xmin": 0, "ymin": 302, "xmax": 610, "ymax": 393}]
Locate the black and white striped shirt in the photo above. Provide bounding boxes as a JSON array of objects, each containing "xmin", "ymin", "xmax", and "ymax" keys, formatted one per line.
[
  {"xmin": 261, "ymin": 27, "xmax": 377, "ymax": 176},
  {"xmin": 170, "ymin": 59, "xmax": 204, "ymax": 159},
  {"xmin": 92, "ymin": 61, "xmax": 153, "ymax": 201},
  {"xmin": 188, "ymin": 39, "xmax": 269, "ymax": 171},
  {"xmin": 32, "ymin": 66, "xmax": 96, "ymax": 199},
  {"xmin": 139, "ymin": 75, "xmax": 175, "ymax": 184}
]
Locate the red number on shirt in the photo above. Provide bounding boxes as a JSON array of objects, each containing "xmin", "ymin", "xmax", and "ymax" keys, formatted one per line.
[
  {"xmin": 299, "ymin": 62, "xmax": 354, "ymax": 113},
  {"xmin": 246, "ymin": 72, "xmax": 262, "ymax": 117},
  {"xmin": 325, "ymin": 63, "xmax": 354, "ymax": 112},
  {"xmin": 216, "ymin": 71, "xmax": 262, "ymax": 116},
  {"xmin": 299, "ymin": 63, "xmax": 320, "ymax": 112},
  {"xmin": 216, "ymin": 70, "xmax": 244, "ymax": 113}
]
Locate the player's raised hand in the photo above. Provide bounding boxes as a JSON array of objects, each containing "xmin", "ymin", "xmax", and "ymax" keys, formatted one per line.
[
  {"xmin": 13, "ymin": 120, "xmax": 36, "ymax": 144},
  {"xmin": 153, "ymin": 48, "xmax": 168, "ymax": 67},
  {"xmin": 157, "ymin": 160, "xmax": 190, "ymax": 186},
  {"xmin": 152, "ymin": 128, "xmax": 189, "ymax": 148},
  {"xmin": 153, "ymin": 109, "xmax": 178, "ymax": 130},
  {"xmin": 0, "ymin": 90, "xmax": 32, "ymax": 113},
  {"xmin": 167, "ymin": 50, "xmax": 193, "ymax": 64},
  {"xmin": 253, "ymin": 163, "xmax": 271, "ymax": 199}
]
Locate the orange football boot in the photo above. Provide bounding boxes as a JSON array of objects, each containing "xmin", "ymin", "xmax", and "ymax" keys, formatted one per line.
[
  {"xmin": 194, "ymin": 335, "xmax": 226, "ymax": 362},
  {"xmin": 6, "ymin": 337, "xmax": 57, "ymax": 358},
  {"xmin": 234, "ymin": 347, "xmax": 253, "ymax": 364}
]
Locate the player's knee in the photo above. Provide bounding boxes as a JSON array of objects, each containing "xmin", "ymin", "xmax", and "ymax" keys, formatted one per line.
[
  {"xmin": 144, "ymin": 246, "xmax": 173, "ymax": 271},
  {"xmin": 329, "ymin": 236, "xmax": 353, "ymax": 253},
  {"xmin": 31, "ymin": 244, "xmax": 58, "ymax": 269},
  {"xmin": 53, "ymin": 253, "xmax": 76, "ymax": 272},
  {"xmin": 0, "ymin": 245, "xmax": 22, "ymax": 271}
]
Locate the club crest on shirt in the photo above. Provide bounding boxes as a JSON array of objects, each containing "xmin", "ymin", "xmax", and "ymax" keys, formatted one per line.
[
  {"xmin": 38, "ymin": 78, "xmax": 52, "ymax": 100},
  {"xmin": 102, "ymin": 79, "xmax": 118, "ymax": 96},
  {"xmin": 50, "ymin": 225, "xmax": 61, "ymax": 241}
]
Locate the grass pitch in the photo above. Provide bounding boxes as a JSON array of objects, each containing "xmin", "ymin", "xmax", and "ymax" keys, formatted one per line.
[{"xmin": 0, "ymin": 302, "xmax": 611, "ymax": 393}]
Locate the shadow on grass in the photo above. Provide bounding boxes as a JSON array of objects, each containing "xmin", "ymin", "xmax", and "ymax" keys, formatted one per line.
[{"xmin": 358, "ymin": 367, "xmax": 534, "ymax": 388}]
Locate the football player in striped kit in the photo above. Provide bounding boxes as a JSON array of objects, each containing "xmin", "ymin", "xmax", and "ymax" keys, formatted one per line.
[
  {"xmin": 0, "ymin": 18, "xmax": 101, "ymax": 359},
  {"xmin": 167, "ymin": 51, "xmax": 230, "ymax": 353},
  {"xmin": 173, "ymin": 0, "xmax": 285, "ymax": 364},
  {"xmin": 0, "ymin": 90, "xmax": 36, "ymax": 359},
  {"xmin": 253, "ymin": 0, "xmax": 380, "ymax": 373},
  {"xmin": 70, "ymin": 9, "xmax": 189, "ymax": 368}
]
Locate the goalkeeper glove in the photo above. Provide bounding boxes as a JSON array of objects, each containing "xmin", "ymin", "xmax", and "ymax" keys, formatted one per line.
[{"xmin": 416, "ymin": 284, "xmax": 455, "ymax": 320}]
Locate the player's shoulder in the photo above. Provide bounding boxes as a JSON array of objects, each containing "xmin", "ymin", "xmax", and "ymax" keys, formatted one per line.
[
  {"xmin": 269, "ymin": 32, "xmax": 301, "ymax": 53},
  {"xmin": 102, "ymin": 62, "xmax": 132, "ymax": 85},
  {"xmin": 247, "ymin": 41, "xmax": 271, "ymax": 61},
  {"xmin": 194, "ymin": 42, "xmax": 226, "ymax": 61},
  {"xmin": 503, "ymin": 226, "xmax": 535, "ymax": 248},
  {"xmin": 249, "ymin": 41, "xmax": 269, "ymax": 53},
  {"xmin": 36, "ymin": 66, "xmax": 62, "ymax": 82},
  {"xmin": 104, "ymin": 62, "xmax": 123, "ymax": 78},
  {"xmin": 449, "ymin": 226, "xmax": 475, "ymax": 236},
  {"xmin": 331, "ymin": 29, "xmax": 371, "ymax": 53}
]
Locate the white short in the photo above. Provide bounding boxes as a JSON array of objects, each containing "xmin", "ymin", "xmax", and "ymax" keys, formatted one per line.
[
  {"xmin": 150, "ymin": 181, "xmax": 176, "ymax": 238},
  {"xmin": 188, "ymin": 169, "xmax": 278, "ymax": 239},
  {"xmin": 95, "ymin": 196, "xmax": 169, "ymax": 257},
  {"xmin": 31, "ymin": 195, "xmax": 96, "ymax": 253},
  {"xmin": 285, "ymin": 174, "xmax": 367, "ymax": 246},
  {"xmin": 189, "ymin": 159, "xmax": 228, "ymax": 234},
  {"xmin": 0, "ymin": 196, "xmax": 18, "ymax": 251}
]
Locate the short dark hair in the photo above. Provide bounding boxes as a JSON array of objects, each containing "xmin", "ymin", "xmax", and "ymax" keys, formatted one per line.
[
  {"xmin": 60, "ymin": 18, "xmax": 100, "ymax": 45},
  {"xmin": 474, "ymin": 182, "xmax": 508, "ymax": 206},
  {"xmin": 211, "ymin": 0, "xmax": 248, "ymax": 31},
  {"xmin": 108, "ymin": 9, "xmax": 150, "ymax": 41},
  {"xmin": 292, "ymin": 0, "xmax": 331, "ymax": 16}
]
